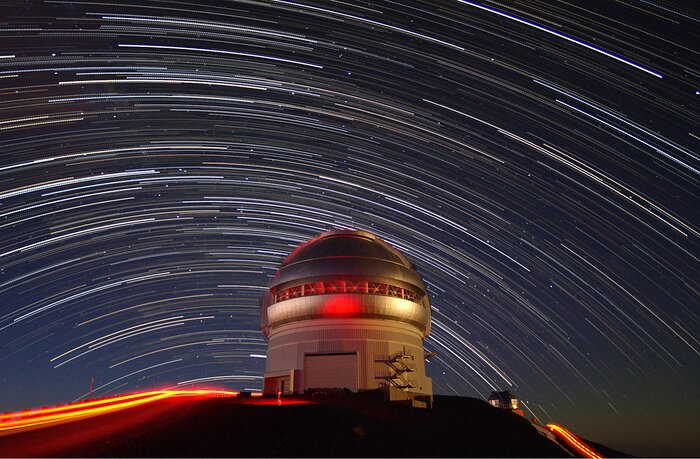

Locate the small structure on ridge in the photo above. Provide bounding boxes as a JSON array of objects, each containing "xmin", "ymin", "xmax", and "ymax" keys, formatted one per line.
[{"xmin": 488, "ymin": 390, "xmax": 524, "ymax": 417}]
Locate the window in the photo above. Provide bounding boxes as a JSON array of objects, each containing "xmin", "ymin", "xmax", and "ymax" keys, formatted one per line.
[{"xmin": 273, "ymin": 281, "xmax": 420, "ymax": 305}]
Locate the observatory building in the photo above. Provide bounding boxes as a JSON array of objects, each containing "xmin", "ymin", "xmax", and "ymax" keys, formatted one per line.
[
  {"xmin": 261, "ymin": 230, "xmax": 433, "ymax": 407},
  {"xmin": 488, "ymin": 390, "xmax": 524, "ymax": 417}
]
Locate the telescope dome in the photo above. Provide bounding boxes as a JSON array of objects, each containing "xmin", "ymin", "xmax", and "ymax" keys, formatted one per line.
[
  {"xmin": 281, "ymin": 230, "xmax": 408, "ymax": 266},
  {"xmin": 261, "ymin": 230, "xmax": 430, "ymax": 336},
  {"xmin": 260, "ymin": 230, "xmax": 433, "ymax": 403}
]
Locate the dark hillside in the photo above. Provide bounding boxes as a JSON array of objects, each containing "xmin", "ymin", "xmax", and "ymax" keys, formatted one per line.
[{"xmin": 0, "ymin": 393, "xmax": 615, "ymax": 457}]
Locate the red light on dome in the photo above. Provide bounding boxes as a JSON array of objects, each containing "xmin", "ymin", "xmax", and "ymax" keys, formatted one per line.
[{"xmin": 321, "ymin": 294, "xmax": 361, "ymax": 314}]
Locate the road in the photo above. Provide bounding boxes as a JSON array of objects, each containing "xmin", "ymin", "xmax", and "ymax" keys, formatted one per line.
[{"xmin": 546, "ymin": 423, "xmax": 604, "ymax": 458}]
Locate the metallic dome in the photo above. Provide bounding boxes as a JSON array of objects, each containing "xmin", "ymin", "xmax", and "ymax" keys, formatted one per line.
[
  {"xmin": 281, "ymin": 230, "xmax": 409, "ymax": 266},
  {"xmin": 261, "ymin": 230, "xmax": 431, "ymax": 337}
]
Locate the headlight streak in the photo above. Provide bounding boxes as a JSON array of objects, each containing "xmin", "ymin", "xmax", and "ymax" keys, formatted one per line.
[
  {"xmin": 0, "ymin": 389, "xmax": 239, "ymax": 434},
  {"xmin": 547, "ymin": 423, "xmax": 604, "ymax": 459}
]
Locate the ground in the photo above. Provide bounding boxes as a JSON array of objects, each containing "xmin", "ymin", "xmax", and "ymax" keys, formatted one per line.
[{"xmin": 0, "ymin": 392, "xmax": 628, "ymax": 457}]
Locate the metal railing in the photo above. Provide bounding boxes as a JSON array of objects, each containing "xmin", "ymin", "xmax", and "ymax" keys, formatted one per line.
[{"xmin": 273, "ymin": 280, "xmax": 419, "ymax": 304}]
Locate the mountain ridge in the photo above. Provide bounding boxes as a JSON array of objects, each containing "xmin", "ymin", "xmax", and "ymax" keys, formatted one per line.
[{"xmin": 0, "ymin": 391, "xmax": 628, "ymax": 457}]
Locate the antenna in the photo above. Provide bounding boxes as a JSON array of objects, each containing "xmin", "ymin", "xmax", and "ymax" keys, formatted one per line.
[{"xmin": 88, "ymin": 370, "xmax": 94, "ymax": 401}]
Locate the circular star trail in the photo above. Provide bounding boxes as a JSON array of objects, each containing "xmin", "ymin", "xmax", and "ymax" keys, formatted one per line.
[{"xmin": 0, "ymin": 1, "xmax": 698, "ymax": 455}]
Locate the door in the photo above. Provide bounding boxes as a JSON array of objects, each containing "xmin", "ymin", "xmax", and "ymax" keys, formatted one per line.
[
  {"xmin": 304, "ymin": 353, "xmax": 358, "ymax": 391},
  {"xmin": 281, "ymin": 378, "xmax": 291, "ymax": 395}
]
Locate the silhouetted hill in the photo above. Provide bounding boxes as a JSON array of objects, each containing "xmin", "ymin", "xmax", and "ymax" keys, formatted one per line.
[{"xmin": 0, "ymin": 392, "xmax": 626, "ymax": 457}]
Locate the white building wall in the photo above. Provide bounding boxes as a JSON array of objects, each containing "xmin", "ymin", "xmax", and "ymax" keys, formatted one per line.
[
  {"xmin": 304, "ymin": 353, "xmax": 358, "ymax": 391},
  {"xmin": 264, "ymin": 318, "xmax": 432, "ymax": 395}
]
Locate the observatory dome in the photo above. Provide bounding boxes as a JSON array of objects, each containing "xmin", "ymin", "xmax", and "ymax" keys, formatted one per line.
[
  {"xmin": 260, "ymin": 230, "xmax": 430, "ymax": 336},
  {"xmin": 260, "ymin": 230, "xmax": 433, "ymax": 405}
]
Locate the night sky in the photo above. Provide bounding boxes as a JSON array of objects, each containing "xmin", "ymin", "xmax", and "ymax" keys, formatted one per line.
[{"xmin": 0, "ymin": 0, "xmax": 698, "ymax": 456}]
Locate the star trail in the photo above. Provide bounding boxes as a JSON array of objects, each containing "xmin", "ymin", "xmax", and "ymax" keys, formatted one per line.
[{"xmin": 0, "ymin": 0, "xmax": 697, "ymax": 456}]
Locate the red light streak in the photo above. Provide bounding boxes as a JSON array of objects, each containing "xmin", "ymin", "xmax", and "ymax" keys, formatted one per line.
[
  {"xmin": 0, "ymin": 389, "xmax": 239, "ymax": 434},
  {"xmin": 546, "ymin": 423, "xmax": 604, "ymax": 459}
]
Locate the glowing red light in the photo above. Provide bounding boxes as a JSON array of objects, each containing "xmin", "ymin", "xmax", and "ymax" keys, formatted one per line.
[
  {"xmin": 546, "ymin": 423, "xmax": 604, "ymax": 459},
  {"xmin": 0, "ymin": 389, "xmax": 239, "ymax": 434},
  {"xmin": 321, "ymin": 294, "xmax": 361, "ymax": 314}
]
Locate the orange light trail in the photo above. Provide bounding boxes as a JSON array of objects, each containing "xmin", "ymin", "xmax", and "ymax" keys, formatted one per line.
[
  {"xmin": 0, "ymin": 389, "xmax": 239, "ymax": 434},
  {"xmin": 546, "ymin": 423, "xmax": 604, "ymax": 459}
]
